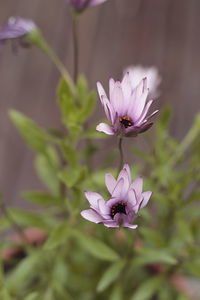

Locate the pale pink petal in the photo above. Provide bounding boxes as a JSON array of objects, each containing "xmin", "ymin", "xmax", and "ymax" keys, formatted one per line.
[
  {"xmin": 84, "ymin": 191, "xmax": 103, "ymax": 210},
  {"xmin": 97, "ymin": 82, "xmax": 107, "ymax": 103},
  {"xmin": 90, "ymin": 0, "xmax": 107, "ymax": 6},
  {"xmin": 105, "ymin": 173, "xmax": 117, "ymax": 194},
  {"xmin": 103, "ymin": 221, "xmax": 119, "ymax": 228},
  {"xmin": 81, "ymin": 209, "xmax": 102, "ymax": 223},
  {"xmin": 101, "ymin": 95, "xmax": 115, "ymax": 123},
  {"xmin": 127, "ymin": 189, "xmax": 137, "ymax": 206},
  {"xmin": 98, "ymin": 198, "xmax": 110, "ymax": 216},
  {"xmin": 110, "ymin": 82, "xmax": 125, "ymax": 115},
  {"xmin": 117, "ymin": 169, "xmax": 130, "ymax": 197},
  {"xmin": 146, "ymin": 109, "xmax": 159, "ymax": 121},
  {"xmin": 131, "ymin": 177, "xmax": 143, "ymax": 196},
  {"xmin": 112, "ymin": 177, "xmax": 124, "ymax": 198},
  {"xmin": 96, "ymin": 123, "xmax": 115, "ymax": 135},
  {"xmin": 140, "ymin": 191, "xmax": 152, "ymax": 209},
  {"xmin": 124, "ymin": 223, "xmax": 138, "ymax": 230},
  {"xmin": 121, "ymin": 72, "xmax": 132, "ymax": 101},
  {"xmin": 135, "ymin": 100, "xmax": 153, "ymax": 126},
  {"xmin": 128, "ymin": 79, "xmax": 148, "ymax": 121},
  {"xmin": 109, "ymin": 78, "xmax": 115, "ymax": 100}
]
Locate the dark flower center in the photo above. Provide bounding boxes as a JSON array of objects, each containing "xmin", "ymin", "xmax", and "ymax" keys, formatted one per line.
[
  {"xmin": 119, "ymin": 116, "xmax": 133, "ymax": 128},
  {"xmin": 111, "ymin": 202, "xmax": 127, "ymax": 219}
]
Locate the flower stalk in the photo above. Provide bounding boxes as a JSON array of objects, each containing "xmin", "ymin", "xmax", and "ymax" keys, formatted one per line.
[
  {"xmin": 72, "ymin": 14, "xmax": 79, "ymax": 83},
  {"xmin": 118, "ymin": 137, "xmax": 124, "ymax": 174}
]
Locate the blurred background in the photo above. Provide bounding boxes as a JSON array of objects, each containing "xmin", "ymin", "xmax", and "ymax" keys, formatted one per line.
[{"xmin": 0, "ymin": 0, "xmax": 200, "ymax": 206}]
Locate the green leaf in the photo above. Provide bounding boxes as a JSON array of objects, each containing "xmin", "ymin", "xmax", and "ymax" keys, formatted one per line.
[
  {"xmin": 8, "ymin": 208, "xmax": 55, "ymax": 230},
  {"xmin": 131, "ymin": 276, "xmax": 163, "ymax": 300},
  {"xmin": 57, "ymin": 78, "xmax": 78, "ymax": 126},
  {"xmin": 109, "ymin": 284, "xmax": 123, "ymax": 300},
  {"xmin": 97, "ymin": 260, "xmax": 126, "ymax": 292},
  {"xmin": 60, "ymin": 141, "xmax": 78, "ymax": 168},
  {"xmin": 22, "ymin": 191, "xmax": 63, "ymax": 207},
  {"xmin": 72, "ymin": 230, "xmax": 119, "ymax": 261},
  {"xmin": 133, "ymin": 248, "xmax": 177, "ymax": 266},
  {"xmin": 6, "ymin": 252, "xmax": 42, "ymax": 291},
  {"xmin": 58, "ymin": 166, "xmax": 87, "ymax": 188},
  {"xmin": 139, "ymin": 228, "xmax": 165, "ymax": 247},
  {"xmin": 24, "ymin": 292, "xmax": 39, "ymax": 300},
  {"xmin": 76, "ymin": 74, "xmax": 88, "ymax": 98},
  {"xmin": 78, "ymin": 92, "xmax": 96, "ymax": 123},
  {"xmin": 44, "ymin": 223, "xmax": 69, "ymax": 250},
  {"xmin": 9, "ymin": 110, "xmax": 50, "ymax": 153},
  {"xmin": 0, "ymin": 288, "xmax": 12, "ymax": 300},
  {"xmin": 35, "ymin": 152, "xmax": 59, "ymax": 195}
]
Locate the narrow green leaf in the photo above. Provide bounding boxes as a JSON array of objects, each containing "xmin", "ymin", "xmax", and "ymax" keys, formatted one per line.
[
  {"xmin": 8, "ymin": 208, "xmax": 55, "ymax": 230},
  {"xmin": 57, "ymin": 78, "xmax": 78, "ymax": 125},
  {"xmin": 133, "ymin": 248, "xmax": 177, "ymax": 266},
  {"xmin": 60, "ymin": 141, "xmax": 78, "ymax": 168},
  {"xmin": 24, "ymin": 292, "xmax": 39, "ymax": 300},
  {"xmin": 35, "ymin": 153, "xmax": 59, "ymax": 195},
  {"xmin": 131, "ymin": 276, "xmax": 163, "ymax": 300},
  {"xmin": 58, "ymin": 166, "xmax": 87, "ymax": 188},
  {"xmin": 72, "ymin": 230, "xmax": 119, "ymax": 261},
  {"xmin": 109, "ymin": 284, "xmax": 123, "ymax": 300},
  {"xmin": 97, "ymin": 260, "xmax": 126, "ymax": 292},
  {"xmin": 44, "ymin": 223, "xmax": 69, "ymax": 250},
  {"xmin": 9, "ymin": 110, "xmax": 50, "ymax": 153},
  {"xmin": 22, "ymin": 191, "xmax": 62, "ymax": 207}
]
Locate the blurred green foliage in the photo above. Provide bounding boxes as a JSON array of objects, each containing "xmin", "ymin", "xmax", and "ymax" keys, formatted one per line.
[{"xmin": 0, "ymin": 76, "xmax": 200, "ymax": 300}]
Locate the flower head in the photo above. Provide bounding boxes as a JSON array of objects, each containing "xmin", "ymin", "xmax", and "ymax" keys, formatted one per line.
[
  {"xmin": 124, "ymin": 65, "xmax": 161, "ymax": 99},
  {"xmin": 81, "ymin": 164, "xmax": 152, "ymax": 229},
  {"xmin": 0, "ymin": 17, "xmax": 37, "ymax": 47},
  {"xmin": 96, "ymin": 72, "xmax": 159, "ymax": 137},
  {"xmin": 67, "ymin": 0, "xmax": 108, "ymax": 12}
]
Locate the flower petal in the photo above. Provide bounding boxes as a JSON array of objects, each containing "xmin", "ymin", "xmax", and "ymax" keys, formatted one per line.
[
  {"xmin": 98, "ymin": 198, "xmax": 110, "ymax": 216},
  {"xmin": 127, "ymin": 189, "xmax": 137, "ymax": 206},
  {"xmin": 112, "ymin": 177, "xmax": 124, "ymax": 198},
  {"xmin": 135, "ymin": 100, "xmax": 153, "ymax": 125},
  {"xmin": 97, "ymin": 81, "xmax": 107, "ymax": 103},
  {"xmin": 81, "ymin": 209, "xmax": 102, "ymax": 223},
  {"xmin": 121, "ymin": 72, "xmax": 132, "ymax": 101},
  {"xmin": 105, "ymin": 173, "xmax": 117, "ymax": 194},
  {"xmin": 140, "ymin": 191, "xmax": 152, "ymax": 209},
  {"xmin": 84, "ymin": 191, "xmax": 103, "ymax": 210},
  {"xmin": 110, "ymin": 82, "xmax": 125, "ymax": 115},
  {"xmin": 96, "ymin": 123, "xmax": 115, "ymax": 135},
  {"xmin": 128, "ymin": 78, "xmax": 148, "ymax": 121},
  {"xmin": 131, "ymin": 177, "xmax": 143, "ymax": 196},
  {"xmin": 109, "ymin": 78, "xmax": 115, "ymax": 100},
  {"xmin": 117, "ymin": 169, "xmax": 130, "ymax": 197},
  {"xmin": 123, "ymin": 223, "xmax": 138, "ymax": 230}
]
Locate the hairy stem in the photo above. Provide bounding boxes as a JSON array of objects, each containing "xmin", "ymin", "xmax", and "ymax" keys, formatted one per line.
[
  {"xmin": 37, "ymin": 38, "xmax": 75, "ymax": 95},
  {"xmin": 118, "ymin": 137, "xmax": 124, "ymax": 173},
  {"xmin": 72, "ymin": 15, "xmax": 79, "ymax": 83}
]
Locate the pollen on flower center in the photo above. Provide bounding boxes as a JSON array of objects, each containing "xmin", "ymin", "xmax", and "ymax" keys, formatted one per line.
[
  {"xmin": 111, "ymin": 202, "xmax": 127, "ymax": 219},
  {"xmin": 119, "ymin": 116, "xmax": 133, "ymax": 128}
]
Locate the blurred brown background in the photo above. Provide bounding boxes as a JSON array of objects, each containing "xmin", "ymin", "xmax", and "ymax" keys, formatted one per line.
[{"xmin": 0, "ymin": 0, "xmax": 200, "ymax": 206}]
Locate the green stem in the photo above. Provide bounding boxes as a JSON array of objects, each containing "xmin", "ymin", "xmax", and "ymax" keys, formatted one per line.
[
  {"xmin": 37, "ymin": 38, "xmax": 75, "ymax": 95},
  {"xmin": 72, "ymin": 15, "xmax": 79, "ymax": 83},
  {"xmin": 118, "ymin": 137, "xmax": 124, "ymax": 173}
]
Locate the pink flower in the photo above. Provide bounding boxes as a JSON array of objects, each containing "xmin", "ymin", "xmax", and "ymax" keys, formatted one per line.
[
  {"xmin": 67, "ymin": 0, "xmax": 108, "ymax": 11},
  {"xmin": 124, "ymin": 65, "xmax": 161, "ymax": 99},
  {"xmin": 81, "ymin": 164, "xmax": 152, "ymax": 229},
  {"xmin": 96, "ymin": 72, "xmax": 159, "ymax": 137}
]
